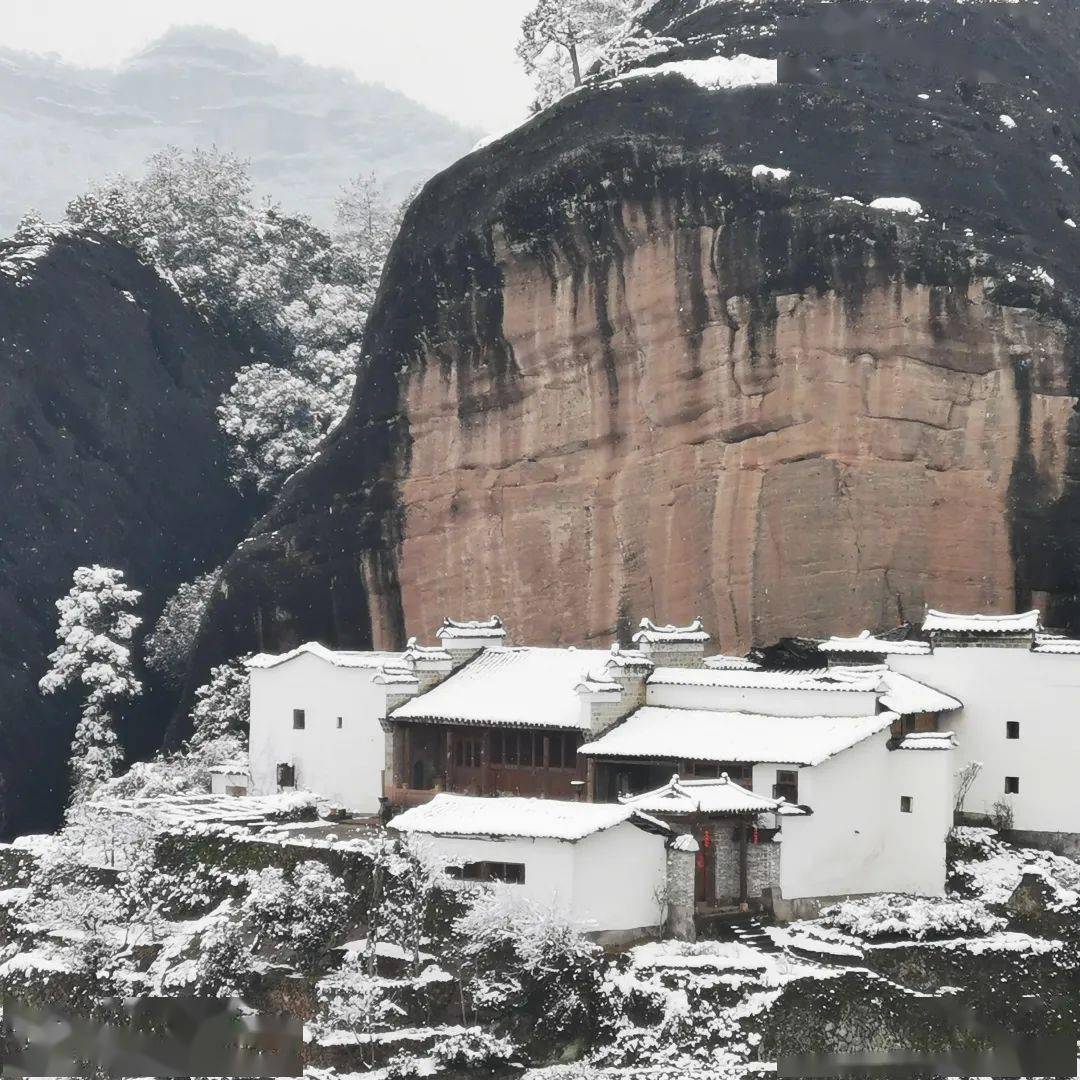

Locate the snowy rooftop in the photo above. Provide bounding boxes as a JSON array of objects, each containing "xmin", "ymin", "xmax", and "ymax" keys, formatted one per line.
[
  {"xmin": 435, "ymin": 616, "xmax": 506, "ymax": 641},
  {"xmin": 403, "ymin": 638, "xmax": 453, "ymax": 663},
  {"xmin": 878, "ymin": 671, "xmax": 961, "ymax": 715},
  {"xmin": 648, "ymin": 666, "xmax": 881, "ymax": 692},
  {"xmin": 391, "ymin": 646, "xmax": 612, "ymax": 730},
  {"xmin": 895, "ymin": 732, "xmax": 957, "ymax": 751},
  {"xmin": 819, "ymin": 631, "xmax": 930, "ymax": 656},
  {"xmin": 605, "ymin": 644, "xmax": 654, "ymax": 670},
  {"xmin": 580, "ymin": 707, "xmax": 897, "ymax": 766},
  {"xmin": 576, "ymin": 668, "xmax": 622, "ymax": 696},
  {"xmin": 623, "ymin": 773, "xmax": 784, "ymax": 816},
  {"xmin": 389, "ymin": 793, "xmax": 653, "ymax": 842},
  {"xmin": 1032, "ymin": 636, "xmax": 1080, "ymax": 655},
  {"xmin": 632, "ymin": 617, "xmax": 710, "ymax": 645},
  {"xmin": 88, "ymin": 792, "xmax": 315, "ymax": 826},
  {"xmin": 922, "ymin": 609, "xmax": 1042, "ymax": 634},
  {"xmin": 206, "ymin": 761, "xmax": 249, "ymax": 776},
  {"xmin": 246, "ymin": 641, "xmax": 402, "ymax": 670},
  {"xmin": 703, "ymin": 654, "xmax": 761, "ymax": 671}
]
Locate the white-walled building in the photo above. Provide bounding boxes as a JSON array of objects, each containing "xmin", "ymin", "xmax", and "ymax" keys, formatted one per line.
[
  {"xmin": 389, "ymin": 793, "xmax": 671, "ymax": 939},
  {"xmin": 832, "ymin": 609, "xmax": 1080, "ymax": 857},
  {"xmin": 246, "ymin": 642, "xmax": 425, "ymax": 813}
]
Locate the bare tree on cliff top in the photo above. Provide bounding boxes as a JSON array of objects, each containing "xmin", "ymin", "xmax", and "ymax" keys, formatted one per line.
[
  {"xmin": 517, "ymin": 0, "xmax": 638, "ymax": 110},
  {"xmin": 39, "ymin": 565, "xmax": 142, "ymax": 805}
]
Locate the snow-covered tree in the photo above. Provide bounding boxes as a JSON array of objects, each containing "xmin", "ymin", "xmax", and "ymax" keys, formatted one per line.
[
  {"xmin": 144, "ymin": 570, "xmax": 220, "ymax": 685},
  {"xmin": 517, "ymin": 0, "xmax": 637, "ymax": 110},
  {"xmin": 39, "ymin": 566, "xmax": 142, "ymax": 804},
  {"xmin": 189, "ymin": 659, "xmax": 250, "ymax": 748},
  {"xmin": 242, "ymin": 861, "xmax": 352, "ymax": 974}
]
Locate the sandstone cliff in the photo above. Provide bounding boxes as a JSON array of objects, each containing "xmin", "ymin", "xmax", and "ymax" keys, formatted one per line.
[{"xmin": 190, "ymin": 0, "xmax": 1080, "ymax": 681}]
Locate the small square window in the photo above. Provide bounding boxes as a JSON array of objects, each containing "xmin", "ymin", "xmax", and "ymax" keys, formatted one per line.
[
  {"xmin": 773, "ymin": 770, "xmax": 799, "ymax": 804},
  {"xmin": 292, "ymin": 709, "xmax": 305, "ymax": 730},
  {"xmin": 900, "ymin": 795, "xmax": 913, "ymax": 814},
  {"xmin": 336, "ymin": 716, "xmax": 343, "ymax": 729},
  {"xmin": 1006, "ymin": 721, "xmax": 1020, "ymax": 740},
  {"xmin": 1005, "ymin": 776, "xmax": 1020, "ymax": 794}
]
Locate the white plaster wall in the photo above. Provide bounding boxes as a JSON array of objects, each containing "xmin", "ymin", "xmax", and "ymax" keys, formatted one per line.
[
  {"xmin": 248, "ymin": 652, "xmax": 389, "ymax": 812},
  {"xmin": 210, "ymin": 772, "xmax": 247, "ymax": 796},
  {"xmin": 646, "ymin": 682, "xmax": 877, "ymax": 717},
  {"xmin": 779, "ymin": 731, "xmax": 950, "ymax": 899},
  {"xmin": 572, "ymin": 824, "xmax": 667, "ymax": 932},
  {"xmin": 890, "ymin": 649, "xmax": 1080, "ymax": 833},
  {"xmin": 401, "ymin": 825, "xmax": 666, "ymax": 933}
]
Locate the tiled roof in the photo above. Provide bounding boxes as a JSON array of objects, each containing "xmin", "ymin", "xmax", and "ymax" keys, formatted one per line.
[
  {"xmin": 436, "ymin": 616, "xmax": 507, "ymax": 641},
  {"xmin": 623, "ymin": 773, "xmax": 783, "ymax": 816},
  {"xmin": 878, "ymin": 671, "xmax": 961, "ymax": 715},
  {"xmin": 388, "ymin": 793, "xmax": 652, "ymax": 841},
  {"xmin": 922, "ymin": 609, "xmax": 1041, "ymax": 634},
  {"xmin": 632, "ymin": 617, "xmax": 711, "ymax": 645},
  {"xmin": 246, "ymin": 642, "xmax": 402, "ymax": 670},
  {"xmin": 648, "ymin": 666, "xmax": 881, "ymax": 692},
  {"xmin": 703, "ymin": 654, "xmax": 762, "ymax": 671},
  {"xmin": 819, "ymin": 631, "xmax": 930, "ymax": 656},
  {"xmin": 1032, "ymin": 636, "xmax": 1080, "ymax": 655},
  {"xmin": 579, "ymin": 706, "xmax": 897, "ymax": 766},
  {"xmin": 391, "ymin": 646, "xmax": 611, "ymax": 730}
]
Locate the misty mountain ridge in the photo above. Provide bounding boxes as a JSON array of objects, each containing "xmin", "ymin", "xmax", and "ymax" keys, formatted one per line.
[{"xmin": 0, "ymin": 25, "xmax": 479, "ymax": 234}]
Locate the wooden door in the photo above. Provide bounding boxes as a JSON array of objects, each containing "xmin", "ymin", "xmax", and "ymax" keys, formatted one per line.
[{"xmin": 694, "ymin": 823, "xmax": 716, "ymax": 905}]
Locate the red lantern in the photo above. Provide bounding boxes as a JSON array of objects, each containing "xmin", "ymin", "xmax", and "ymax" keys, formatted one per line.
[
  {"xmin": 752, "ymin": 826, "xmax": 760, "ymax": 845},
  {"xmin": 696, "ymin": 852, "xmax": 705, "ymax": 870},
  {"xmin": 702, "ymin": 829, "xmax": 712, "ymax": 849}
]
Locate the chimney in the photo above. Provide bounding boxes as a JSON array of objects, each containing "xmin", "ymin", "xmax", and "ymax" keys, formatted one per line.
[
  {"xmin": 575, "ymin": 644, "xmax": 654, "ymax": 734},
  {"xmin": 402, "ymin": 637, "xmax": 455, "ymax": 692},
  {"xmin": 631, "ymin": 617, "xmax": 710, "ymax": 669},
  {"xmin": 435, "ymin": 615, "xmax": 507, "ymax": 668}
]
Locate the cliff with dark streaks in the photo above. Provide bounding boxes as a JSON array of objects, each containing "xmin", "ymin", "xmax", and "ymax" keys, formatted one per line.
[{"xmin": 188, "ymin": 0, "xmax": 1080, "ymax": 690}]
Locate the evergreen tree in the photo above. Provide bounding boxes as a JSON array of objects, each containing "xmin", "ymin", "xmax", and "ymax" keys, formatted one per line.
[{"xmin": 39, "ymin": 566, "xmax": 142, "ymax": 804}]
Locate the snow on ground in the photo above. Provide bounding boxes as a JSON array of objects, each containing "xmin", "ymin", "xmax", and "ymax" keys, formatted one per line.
[
  {"xmin": 953, "ymin": 826, "xmax": 1080, "ymax": 911},
  {"xmin": 1051, "ymin": 153, "xmax": 1073, "ymax": 176},
  {"xmin": 751, "ymin": 164, "xmax": 791, "ymax": 181},
  {"xmin": 820, "ymin": 893, "xmax": 1005, "ymax": 940},
  {"xmin": 999, "ymin": 113, "xmax": 1017, "ymax": 128},
  {"xmin": 617, "ymin": 54, "xmax": 777, "ymax": 92},
  {"xmin": 869, "ymin": 196, "xmax": 923, "ymax": 215}
]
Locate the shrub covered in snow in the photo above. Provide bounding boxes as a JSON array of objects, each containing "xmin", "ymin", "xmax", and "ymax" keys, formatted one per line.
[
  {"xmin": 242, "ymin": 860, "xmax": 352, "ymax": 973},
  {"xmin": 455, "ymin": 890, "xmax": 603, "ymax": 1044},
  {"xmin": 820, "ymin": 893, "xmax": 1006, "ymax": 940},
  {"xmin": 188, "ymin": 661, "xmax": 250, "ymax": 748},
  {"xmin": 432, "ymin": 1026, "xmax": 517, "ymax": 1072}
]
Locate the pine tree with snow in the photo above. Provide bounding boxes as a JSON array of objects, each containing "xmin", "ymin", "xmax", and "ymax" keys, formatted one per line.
[
  {"xmin": 189, "ymin": 659, "xmax": 250, "ymax": 748},
  {"xmin": 144, "ymin": 569, "xmax": 220, "ymax": 686},
  {"xmin": 39, "ymin": 565, "xmax": 142, "ymax": 804},
  {"xmin": 517, "ymin": 0, "xmax": 636, "ymax": 109}
]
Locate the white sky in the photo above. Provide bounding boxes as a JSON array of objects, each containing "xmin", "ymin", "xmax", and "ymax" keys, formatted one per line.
[{"xmin": 4, "ymin": 0, "xmax": 537, "ymax": 131}]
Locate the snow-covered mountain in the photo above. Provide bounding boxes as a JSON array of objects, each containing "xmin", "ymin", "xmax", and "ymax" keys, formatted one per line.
[{"xmin": 0, "ymin": 26, "xmax": 479, "ymax": 234}]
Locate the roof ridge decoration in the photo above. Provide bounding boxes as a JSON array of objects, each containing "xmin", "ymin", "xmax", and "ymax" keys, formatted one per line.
[
  {"xmin": 622, "ymin": 771, "xmax": 787, "ymax": 816},
  {"xmin": 633, "ymin": 617, "xmax": 711, "ymax": 645},
  {"xmin": 922, "ymin": 609, "xmax": 1042, "ymax": 634},
  {"xmin": 605, "ymin": 643, "xmax": 655, "ymax": 670},
  {"xmin": 403, "ymin": 637, "xmax": 453, "ymax": 662},
  {"xmin": 245, "ymin": 641, "xmax": 404, "ymax": 670},
  {"xmin": 436, "ymin": 615, "xmax": 507, "ymax": 641},
  {"xmin": 576, "ymin": 667, "xmax": 623, "ymax": 695},
  {"xmin": 703, "ymin": 653, "xmax": 761, "ymax": 670},
  {"xmin": 819, "ymin": 631, "xmax": 931, "ymax": 656}
]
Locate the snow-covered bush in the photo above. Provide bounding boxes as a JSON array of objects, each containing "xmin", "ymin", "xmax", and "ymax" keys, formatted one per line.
[
  {"xmin": 455, "ymin": 890, "xmax": 602, "ymax": 1040},
  {"xmin": 39, "ymin": 565, "xmax": 142, "ymax": 804},
  {"xmin": 144, "ymin": 571, "xmax": 219, "ymax": 685},
  {"xmin": 192, "ymin": 918, "xmax": 252, "ymax": 997},
  {"xmin": 820, "ymin": 894, "xmax": 1006, "ymax": 940},
  {"xmin": 316, "ymin": 961, "xmax": 407, "ymax": 1065},
  {"xmin": 432, "ymin": 1026, "xmax": 517, "ymax": 1072},
  {"xmin": 242, "ymin": 861, "xmax": 352, "ymax": 973},
  {"xmin": 96, "ymin": 732, "xmax": 246, "ymax": 800},
  {"xmin": 383, "ymin": 1051, "xmax": 427, "ymax": 1080}
]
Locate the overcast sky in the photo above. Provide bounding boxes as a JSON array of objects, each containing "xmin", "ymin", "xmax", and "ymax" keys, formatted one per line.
[{"xmin": 5, "ymin": 0, "xmax": 537, "ymax": 131}]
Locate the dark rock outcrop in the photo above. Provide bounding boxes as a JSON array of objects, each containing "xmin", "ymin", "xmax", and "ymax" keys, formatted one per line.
[
  {"xmin": 190, "ymin": 0, "xmax": 1080, "ymax": 683},
  {"xmin": 0, "ymin": 234, "xmax": 256, "ymax": 836}
]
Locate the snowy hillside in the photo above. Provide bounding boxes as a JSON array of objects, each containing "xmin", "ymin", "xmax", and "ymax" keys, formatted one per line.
[{"xmin": 0, "ymin": 26, "xmax": 478, "ymax": 234}]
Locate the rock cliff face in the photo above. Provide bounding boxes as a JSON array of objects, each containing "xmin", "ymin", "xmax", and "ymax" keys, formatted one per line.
[
  {"xmin": 191, "ymin": 0, "xmax": 1080, "ymax": 676},
  {"xmin": 0, "ymin": 234, "xmax": 257, "ymax": 835}
]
